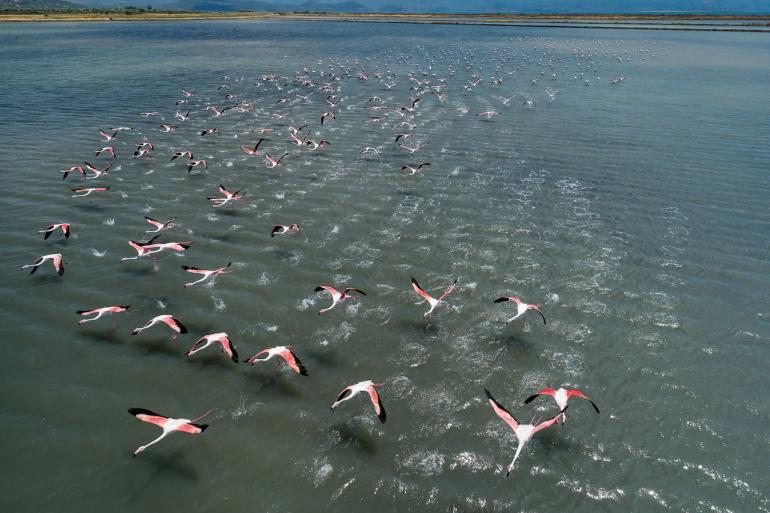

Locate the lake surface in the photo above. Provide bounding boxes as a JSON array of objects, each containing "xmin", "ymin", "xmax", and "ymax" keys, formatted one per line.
[{"xmin": 0, "ymin": 19, "xmax": 768, "ymax": 513}]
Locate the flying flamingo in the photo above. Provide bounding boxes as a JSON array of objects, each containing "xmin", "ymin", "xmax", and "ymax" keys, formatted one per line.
[
  {"xmin": 61, "ymin": 166, "xmax": 85, "ymax": 180},
  {"xmin": 181, "ymin": 262, "xmax": 232, "ymax": 288},
  {"xmin": 187, "ymin": 160, "xmax": 207, "ymax": 173},
  {"xmin": 171, "ymin": 151, "xmax": 192, "ymax": 161},
  {"xmin": 72, "ymin": 187, "xmax": 109, "ymax": 198},
  {"xmin": 22, "ymin": 253, "xmax": 64, "ymax": 276},
  {"xmin": 402, "ymin": 163, "xmax": 430, "ymax": 175},
  {"xmin": 127, "ymin": 408, "xmax": 209, "ymax": 457},
  {"xmin": 306, "ymin": 139, "xmax": 330, "ymax": 151},
  {"xmin": 98, "ymin": 129, "xmax": 118, "ymax": 142},
  {"xmin": 399, "ymin": 143, "xmax": 426, "ymax": 154},
  {"xmin": 411, "ymin": 276, "xmax": 457, "ymax": 318},
  {"xmin": 144, "ymin": 216, "xmax": 175, "ymax": 234},
  {"xmin": 493, "ymin": 296, "xmax": 546, "ymax": 324},
  {"xmin": 241, "ymin": 138, "xmax": 266, "ymax": 156},
  {"xmin": 243, "ymin": 346, "xmax": 308, "ymax": 376},
  {"xmin": 484, "ymin": 388, "xmax": 566, "ymax": 475},
  {"xmin": 524, "ymin": 387, "xmax": 599, "ymax": 424},
  {"xmin": 320, "ymin": 111, "xmax": 336, "ymax": 126},
  {"xmin": 76, "ymin": 305, "xmax": 129, "ymax": 324},
  {"xmin": 271, "ymin": 224, "xmax": 301, "ymax": 237},
  {"xmin": 38, "ymin": 223, "xmax": 70, "ymax": 239},
  {"xmin": 84, "ymin": 162, "xmax": 111, "ymax": 179},
  {"xmin": 186, "ymin": 332, "xmax": 238, "ymax": 362},
  {"xmin": 95, "ymin": 147, "xmax": 117, "ymax": 158},
  {"xmin": 314, "ymin": 285, "xmax": 366, "ymax": 315},
  {"xmin": 122, "ymin": 237, "xmax": 160, "ymax": 261},
  {"xmin": 264, "ymin": 153, "xmax": 288, "ymax": 169},
  {"xmin": 331, "ymin": 380, "xmax": 386, "ymax": 423},
  {"xmin": 207, "ymin": 185, "xmax": 244, "ymax": 208},
  {"xmin": 132, "ymin": 315, "xmax": 188, "ymax": 338}
]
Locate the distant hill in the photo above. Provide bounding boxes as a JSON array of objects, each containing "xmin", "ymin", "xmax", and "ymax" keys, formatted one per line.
[
  {"xmin": 164, "ymin": 0, "xmax": 369, "ymax": 12},
  {"xmin": 0, "ymin": 0, "xmax": 85, "ymax": 9},
  {"xmin": 4, "ymin": 0, "xmax": 769, "ymax": 14}
]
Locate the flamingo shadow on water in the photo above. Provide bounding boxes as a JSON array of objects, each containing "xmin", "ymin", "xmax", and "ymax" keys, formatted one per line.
[{"xmin": 331, "ymin": 419, "xmax": 381, "ymax": 456}]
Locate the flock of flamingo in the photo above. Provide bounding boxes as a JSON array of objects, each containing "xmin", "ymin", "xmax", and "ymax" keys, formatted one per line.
[{"xmin": 21, "ymin": 46, "xmax": 634, "ymax": 474}]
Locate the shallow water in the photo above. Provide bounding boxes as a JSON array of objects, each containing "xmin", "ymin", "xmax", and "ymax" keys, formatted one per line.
[{"xmin": 0, "ymin": 20, "xmax": 768, "ymax": 513}]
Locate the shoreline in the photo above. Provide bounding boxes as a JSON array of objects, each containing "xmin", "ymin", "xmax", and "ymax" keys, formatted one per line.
[{"xmin": 1, "ymin": 12, "xmax": 768, "ymax": 32}]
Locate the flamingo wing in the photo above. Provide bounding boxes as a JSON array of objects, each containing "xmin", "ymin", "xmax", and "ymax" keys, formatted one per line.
[
  {"xmin": 279, "ymin": 348, "xmax": 308, "ymax": 376},
  {"xmin": 438, "ymin": 279, "xmax": 458, "ymax": 301},
  {"xmin": 533, "ymin": 407, "xmax": 568, "ymax": 434},
  {"xmin": 410, "ymin": 277, "xmax": 434, "ymax": 303},
  {"xmin": 568, "ymin": 390, "xmax": 600, "ymax": 413},
  {"xmin": 523, "ymin": 388, "xmax": 556, "ymax": 404},
  {"xmin": 484, "ymin": 388, "xmax": 519, "ymax": 430},
  {"xmin": 128, "ymin": 408, "xmax": 168, "ymax": 427},
  {"xmin": 176, "ymin": 422, "xmax": 208, "ymax": 434},
  {"xmin": 367, "ymin": 386, "xmax": 387, "ymax": 423}
]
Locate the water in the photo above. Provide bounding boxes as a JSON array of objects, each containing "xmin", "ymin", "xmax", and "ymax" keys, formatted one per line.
[{"xmin": 1, "ymin": 20, "xmax": 769, "ymax": 513}]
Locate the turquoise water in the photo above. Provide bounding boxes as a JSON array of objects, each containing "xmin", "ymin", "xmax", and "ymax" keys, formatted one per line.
[{"xmin": 0, "ymin": 20, "xmax": 768, "ymax": 513}]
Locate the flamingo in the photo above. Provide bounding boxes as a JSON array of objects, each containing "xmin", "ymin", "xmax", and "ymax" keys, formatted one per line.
[
  {"xmin": 411, "ymin": 276, "xmax": 457, "ymax": 318},
  {"xmin": 161, "ymin": 124, "xmax": 178, "ymax": 133},
  {"xmin": 271, "ymin": 224, "xmax": 301, "ymax": 237},
  {"xmin": 187, "ymin": 160, "xmax": 207, "ymax": 173},
  {"xmin": 244, "ymin": 346, "xmax": 308, "ymax": 376},
  {"xmin": 121, "ymin": 236, "xmax": 160, "ymax": 261},
  {"xmin": 181, "ymin": 262, "xmax": 232, "ymax": 288},
  {"xmin": 98, "ymin": 129, "xmax": 118, "ymax": 142},
  {"xmin": 132, "ymin": 315, "xmax": 187, "ymax": 338},
  {"xmin": 264, "ymin": 153, "xmax": 288, "ymax": 169},
  {"xmin": 171, "ymin": 151, "xmax": 192, "ymax": 161},
  {"xmin": 38, "ymin": 223, "xmax": 70, "ymax": 240},
  {"xmin": 402, "ymin": 163, "xmax": 430, "ymax": 175},
  {"xmin": 524, "ymin": 387, "xmax": 599, "ymax": 424},
  {"xmin": 493, "ymin": 296, "xmax": 546, "ymax": 324},
  {"xmin": 331, "ymin": 380, "xmax": 386, "ymax": 423},
  {"xmin": 186, "ymin": 332, "xmax": 238, "ymax": 362},
  {"xmin": 241, "ymin": 138, "xmax": 266, "ymax": 156},
  {"xmin": 314, "ymin": 285, "xmax": 366, "ymax": 315},
  {"xmin": 320, "ymin": 111, "xmax": 336, "ymax": 126},
  {"xmin": 76, "ymin": 305, "xmax": 129, "ymax": 324},
  {"xmin": 84, "ymin": 161, "xmax": 112, "ymax": 179},
  {"xmin": 72, "ymin": 187, "xmax": 109, "ymax": 198},
  {"xmin": 127, "ymin": 408, "xmax": 209, "ymax": 457},
  {"xmin": 207, "ymin": 185, "xmax": 244, "ymax": 208},
  {"xmin": 95, "ymin": 147, "xmax": 116, "ymax": 158},
  {"xmin": 139, "ymin": 111, "xmax": 160, "ymax": 117},
  {"xmin": 484, "ymin": 388, "xmax": 566, "ymax": 476},
  {"xmin": 399, "ymin": 143, "xmax": 426, "ymax": 154},
  {"xmin": 206, "ymin": 106, "xmax": 231, "ymax": 117},
  {"xmin": 200, "ymin": 128, "xmax": 219, "ymax": 137},
  {"xmin": 144, "ymin": 216, "xmax": 175, "ymax": 234},
  {"xmin": 61, "ymin": 166, "xmax": 85, "ymax": 180},
  {"xmin": 306, "ymin": 139, "xmax": 330, "ymax": 151},
  {"xmin": 22, "ymin": 253, "xmax": 64, "ymax": 276}
]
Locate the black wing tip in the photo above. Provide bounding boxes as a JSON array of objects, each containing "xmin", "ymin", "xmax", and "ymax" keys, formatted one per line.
[
  {"xmin": 591, "ymin": 401, "xmax": 600, "ymax": 414},
  {"xmin": 192, "ymin": 423, "xmax": 208, "ymax": 432},
  {"xmin": 314, "ymin": 286, "xmax": 324, "ymax": 292},
  {"xmin": 523, "ymin": 394, "xmax": 539, "ymax": 404},
  {"xmin": 493, "ymin": 297, "xmax": 508, "ymax": 303},
  {"xmin": 128, "ymin": 407, "xmax": 160, "ymax": 417}
]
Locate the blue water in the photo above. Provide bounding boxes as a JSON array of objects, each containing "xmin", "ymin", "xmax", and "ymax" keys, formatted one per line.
[{"xmin": 0, "ymin": 20, "xmax": 768, "ymax": 513}]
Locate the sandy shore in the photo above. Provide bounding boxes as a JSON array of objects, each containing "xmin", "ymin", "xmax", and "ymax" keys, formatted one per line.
[{"xmin": 1, "ymin": 11, "xmax": 768, "ymax": 31}]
